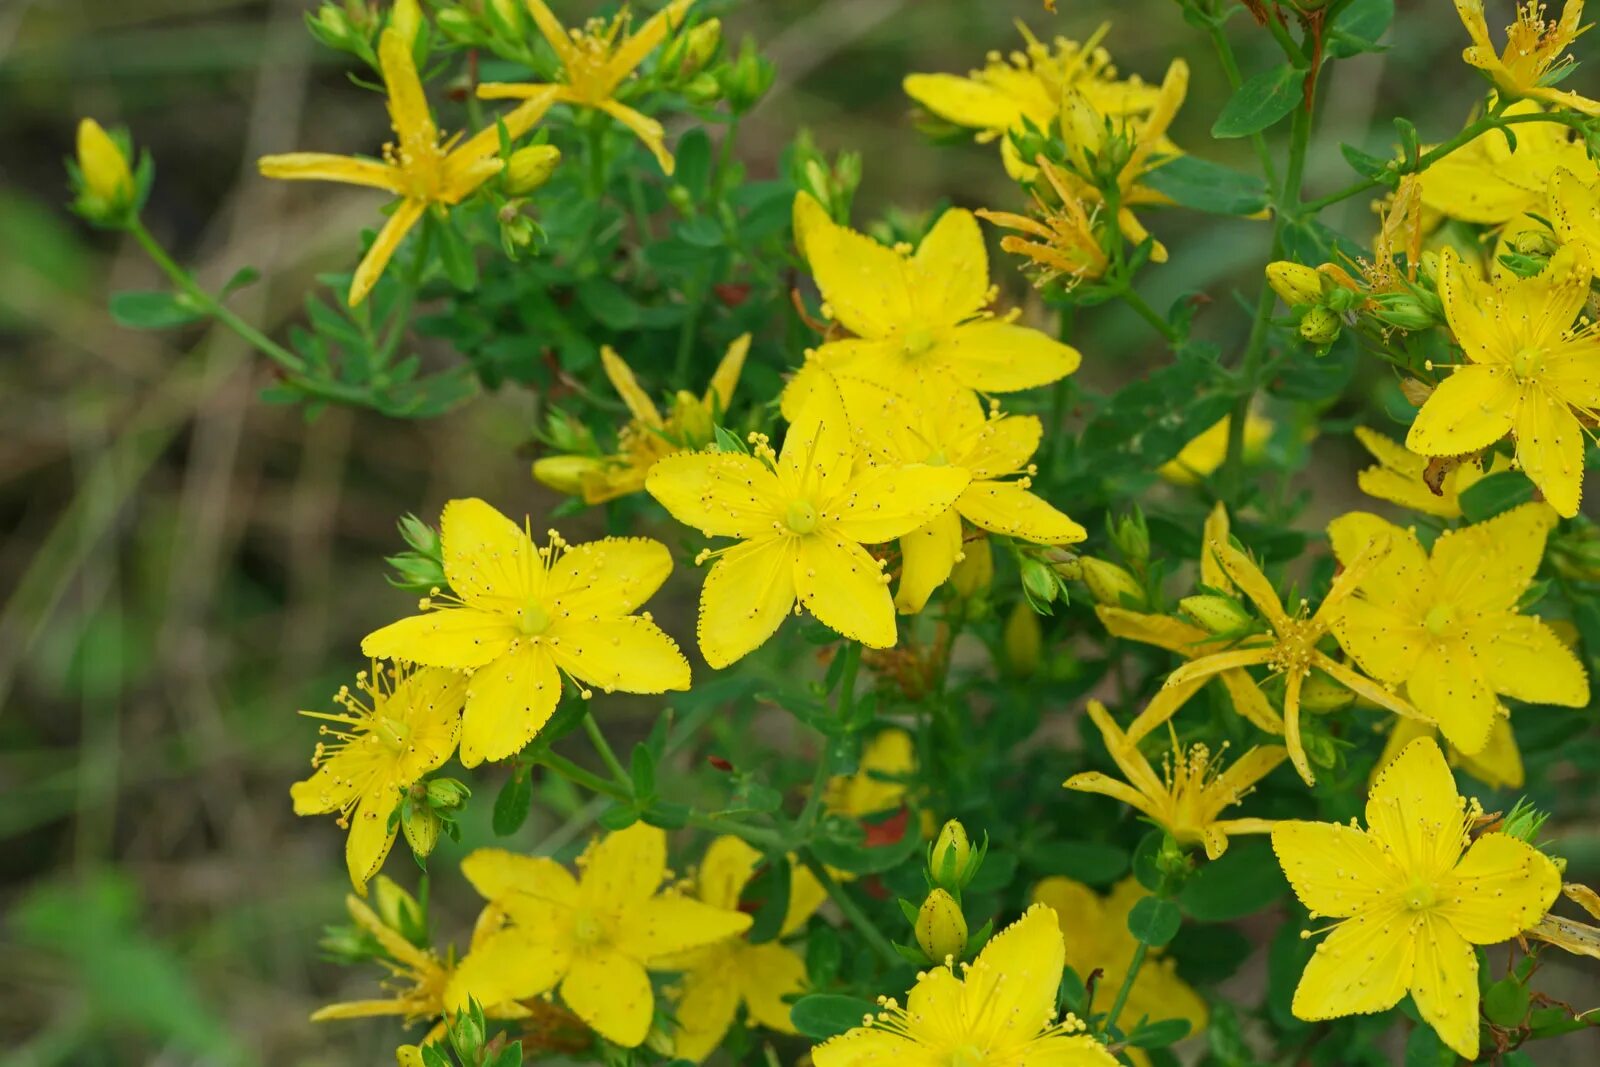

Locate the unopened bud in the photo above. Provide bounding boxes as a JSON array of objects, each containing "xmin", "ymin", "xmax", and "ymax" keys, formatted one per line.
[
  {"xmin": 434, "ymin": 7, "xmax": 480, "ymax": 43},
  {"xmin": 1020, "ymin": 555, "xmax": 1061, "ymax": 607},
  {"xmin": 1298, "ymin": 305, "xmax": 1341, "ymax": 346},
  {"xmin": 1110, "ymin": 509, "xmax": 1150, "ymax": 565},
  {"xmin": 914, "ymin": 889, "xmax": 968, "ymax": 962},
  {"xmin": 402, "ymin": 801, "xmax": 441, "ymax": 858},
  {"xmin": 1298, "ymin": 670, "xmax": 1354, "ymax": 711},
  {"xmin": 719, "ymin": 36, "xmax": 774, "ymax": 112},
  {"xmin": 1179, "ymin": 594, "xmax": 1252, "ymax": 634},
  {"xmin": 73, "ymin": 118, "xmax": 136, "ymax": 225},
  {"xmin": 1510, "ymin": 228, "xmax": 1558, "ymax": 257},
  {"xmin": 1370, "ymin": 291, "xmax": 1440, "ymax": 331},
  {"xmin": 930, "ymin": 820, "xmax": 974, "ymax": 890},
  {"xmin": 504, "ymin": 144, "xmax": 561, "ymax": 195},
  {"xmin": 1266, "ymin": 261, "xmax": 1324, "ymax": 307},
  {"xmin": 677, "ymin": 18, "xmax": 722, "ymax": 78},
  {"xmin": 1079, "ymin": 558, "xmax": 1144, "ymax": 608},
  {"xmin": 486, "ymin": 0, "xmax": 522, "ymax": 35},
  {"xmin": 372, "ymin": 875, "xmax": 424, "ymax": 940},
  {"xmin": 309, "ymin": 3, "xmax": 354, "ymax": 45},
  {"xmin": 1003, "ymin": 600, "xmax": 1043, "ymax": 676},
  {"xmin": 425, "ymin": 777, "xmax": 470, "ymax": 810},
  {"xmin": 532, "ymin": 454, "xmax": 603, "ymax": 497},
  {"xmin": 950, "ymin": 536, "xmax": 993, "ymax": 599},
  {"xmin": 389, "ymin": 0, "xmax": 422, "ymax": 43}
]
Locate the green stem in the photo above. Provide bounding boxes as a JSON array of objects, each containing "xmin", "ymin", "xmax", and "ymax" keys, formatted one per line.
[
  {"xmin": 1103, "ymin": 941, "xmax": 1149, "ymax": 1037},
  {"xmin": 1118, "ymin": 287, "xmax": 1179, "ymax": 344},
  {"xmin": 377, "ymin": 215, "xmax": 433, "ymax": 364},
  {"xmin": 536, "ymin": 749, "xmax": 628, "ymax": 801},
  {"xmin": 793, "ymin": 643, "xmax": 861, "ymax": 844},
  {"xmin": 1202, "ymin": 5, "xmax": 1279, "ymax": 189},
  {"xmin": 800, "ymin": 855, "xmax": 900, "ymax": 968},
  {"xmin": 581, "ymin": 707, "xmax": 632, "ymax": 790}
]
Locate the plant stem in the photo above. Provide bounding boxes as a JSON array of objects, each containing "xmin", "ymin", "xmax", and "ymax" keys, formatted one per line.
[
  {"xmin": 1118, "ymin": 286, "xmax": 1179, "ymax": 344},
  {"xmin": 581, "ymin": 707, "xmax": 633, "ymax": 790},
  {"xmin": 536, "ymin": 749, "xmax": 629, "ymax": 801},
  {"xmin": 1202, "ymin": 5, "xmax": 1278, "ymax": 189},
  {"xmin": 793, "ymin": 643, "xmax": 861, "ymax": 844},
  {"xmin": 1103, "ymin": 941, "xmax": 1149, "ymax": 1037},
  {"xmin": 800, "ymin": 855, "xmax": 901, "ymax": 968},
  {"xmin": 377, "ymin": 215, "xmax": 433, "ymax": 365}
]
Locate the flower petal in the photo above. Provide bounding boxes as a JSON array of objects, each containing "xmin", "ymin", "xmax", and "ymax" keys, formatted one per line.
[
  {"xmin": 646, "ymin": 452, "xmax": 785, "ymax": 539},
  {"xmin": 1220, "ymin": 668, "xmax": 1284, "ymax": 734},
  {"xmin": 459, "ymin": 643, "xmax": 561, "ymax": 767},
  {"xmin": 1405, "ymin": 641, "xmax": 1498, "ymax": 756},
  {"xmin": 697, "ymin": 536, "xmax": 797, "ymax": 668},
  {"xmin": 1431, "ymin": 502, "xmax": 1556, "ymax": 615},
  {"xmin": 349, "ymin": 197, "xmax": 426, "ymax": 306},
  {"xmin": 548, "ymin": 537, "xmax": 674, "ymax": 618},
  {"xmin": 547, "ymin": 616, "xmax": 690, "ymax": 694},
  {"xmin": 740, "ymin": 942, "xmax": 809, "ymax": 1033},
  {"xmin": 960, "ymin": 905, "xmax": 1064, "ymax": 1046},
  {"xmin": 794, "ymin": 535, "xmax": 897, "ymax": 648},
  {"xmin": 361, "ymin": 608, "xmax": 515, "ymax": 669},
  {"xmin": 902, "ymin": 72, "xmax": 1029, "ymax": 132},
  {"xmin": 441, "ymin": 497, "xmax": 540, "ymax": 606},
  {"xmin": 829, "ymin": 465, "xmax": 969, "ymax": 545},
  {"xmin": 447, "ymin": 928, "xmax": 571, "ymax": 1011},
  {"xmin": 1272, "ymin": 821, "xmax": 1404, "ymax": 919},
  {"xmin": 955, "ymin": 480, "xmax": 1085, "ymax": 544},
  {"xmin": 960, "ymin": 413, "xmax": 1042, "ymax": 480},
  {"xmin": 1095, "ymin": 606, "xmax": 1211, "ymax": 655},
  {"xmin": 1408, "ymin": 915, "xmax": 1479, "ymax": 1061},
  {"xmin": 1207, "ymin": 540, "xmax": 1288, "ymax": 629},
  {"xmin": 908, "ymin": 207, "xmax": 988, "ymax": 324},
  {"xmin": 1365, "ymin": 737, "xmax": 1467, "ymax": 882},
  {"xmin": 895, "ymin": 510, "xmax": 963, "ymax": 614},
  {"xmin": 794, "ymin": 192, "xmax": 912, "ymax": 339},
  {"xmin": 1436, "ymin": 831, "xmax": 1561, "ymax": 944},
  {"xmin": 670, "ymin": 955, "xmax": 742, "ymax": 1062},
  {"xmin": 695, "ymin": 836, "xmax": 761, "ymax": 910},
  {"xmin": 1514, "ymin": 385, "xmax": 1585, "ymax": 517},
  {"xmin": 811, "ymin": 1028, "xmax": 928, "ymax": 1067},
  {"xmin": 1290, "ymin": 904, "xmax": 1415, "ymax": 1020},
  {"xmin": 780, "ymin": 382, "xmax": 857, "ymax": 503},
  {"xmin": 621, "ymin": 894, "xmax": 753, "ymax": 962},
  {"xmin": 597, "ymin": 98, "xmax": 674, "ymax": 175},
  {"xmin": 1405, "ymin": 365, "xmax": 1519, "ymax": 456},
  {"xmin": 1472, "ymin": 613, "xmax": 1590, "ymax": 706},
  {"xmin": 937, "ymin": 320, "xmax": 1081, "ymax": 392},
  {"xmin": 1329, "ymin": 598, "xmax": 1424, "ymax": 687},
  {"xmin": 580, "ymin": 822, "xmax": 666, "ymax": 910},
  {"xmin": 346, "ymin": 790, "xmax": 399, "ymax": 892},
  {"xmin": 378, "ymin": 28, "xmax": 437, "ymax": 162},
  {"xmin": 256, "ymin": 152, "xmax": 401, "ymax": 192},
  {"xmin": 461, "ymin": 848, "xmax": 579, "ymax": 908},
  {"xmin": 561, "ymin": 950, "xmax": 654, "ymax": 1047}
]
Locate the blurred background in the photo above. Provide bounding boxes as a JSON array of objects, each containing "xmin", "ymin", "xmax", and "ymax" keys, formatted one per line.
[{"xmin": 2, "ymin": 0, "xmax": 1595, "ymax": 1064}]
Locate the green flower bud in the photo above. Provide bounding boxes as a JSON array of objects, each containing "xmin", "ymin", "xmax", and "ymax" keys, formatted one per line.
[
  {"xmin": 1003, "ymin": 600, "xmax": 1043, "ymax": 677},
  {"xmin": 677, "ymin": 18, "xmax": 722, "ymax": 77},
  {"xmin": 434, "ymin": 7, "xmax": 481, "ymax": 44},
  {"xmin": 1298, "ymin": 305, "xmax": 1342, "ymax": 346},
  {"xmin": 401, "ymin": 800, "xmax": 441, "ymax": 859},
  {"xmin": 1369, "ymin": 291, "xmax": 1439, "ymax": 331},
  {"xmin": 504, "ymin": 144, "xmax": 561, "ymax": 195},
  {"xmin": 371, "ymin": 874, "xmax": 425, "ymax": 942},
  {"xmin": 719, "ymin": 36, "xmax": 774, "ymax": 112},
  {"xmin": 1020, "ymin": 555, "xmax": 1061, "ymax": 608},
  {"xmin": 1079, "ymin": 557, "xmax": 1145, "ymax": 608},
  {"xmin": 425, "ymin": 777, "xmax": 470, "ymax": 810},
  {"xmin": 1500, "ymin": 797, "xmax": 1550, "ymax": 844},
  {"xmin": 1110, "ymin": 508, "xmax": 1150, "ymax": 565},
  {"xmin": 682, "ymin": 71, "xmax": 723, "ymax": 104},
  {"xmin": 930, "ymin": 820, "xmax": 972, "ymax": 889},
  {"xmin": 1179, "ymin": 594, "xmax": 1252, "ymax": 634},
  {"xmin": 1266, "ymin": 261, "xmax": 1324, "ymax": 307},
  {"xmin": 914, "ymin": 889, "xmax": 968, "ymax": 963},
  {"xmin": 1510, "ymin": 228, "xmax": 1559, "ymax": 257},
  {"xmin": 1323, "ymin": 285, "xmax": 1361, "ymax": 312}
]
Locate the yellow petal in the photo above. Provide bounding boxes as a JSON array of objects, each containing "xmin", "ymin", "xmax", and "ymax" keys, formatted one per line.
[
  {"xmin": 1031, "ymin": 876, "xmax": 1104, "ymax": 935},
  {"xmin": 695, "ymin": 836, "xmax": 761, "ymax": 910},
  {"xmin": 1431, "ymin": 502, "xmax": 1556, "ymax": 615},
  {"xmin": 1408, "ymin": 915, "xmax": 1479, "ymax": 1060},
  {"xmin": 521, "ymin": 0, "xmax": 574, "ymax": 66},
  {"xmin": 903, "ymin": 72, "xmax": 1029, "ymax": 132},
  {"xmin": 938, "ymin": 321, "xmax": 1081, "ymax": 393},
  {"xmin": 447, "ymin": 929, "xmax": 571, "ymax": 1011},
  {"xmin": 739, "ymin": 942, "xmax": 809, "ymax": 1032},
  {"xmin": 697, "ymin": 536, "xmax": 797, "ymax": 668},
  {"xmin": 601, "ymin": 346, "xmax": 664, "ymax": 427},
  {"xmin": 291, "ymin": 763, "xmax": 358, "ymax": 816},
  {"xmin": 829, "ymin": 465, "xmax": 969, "ymax": 545},
  {"xmin": 1326, "ymin": 511, "xmax": 1429, "ymax": 592},
  {"xmin": 956, "ymin": 480, "xmax": 1086, "ymax": 544},
  {"xmin": 670, "ymin": 957, "xmax": 742, "ymax": 1062},
  {"xmin": 378, "ymin": 27, "xmax": 437, "ymax": 159},
  {"xmin": 895, "ymin": 510, "xmax": 963, "ymax": 614},
  {"xmin": 597, "ymin": 98, "xmax": 675, "ymax": 175},
  {"xmin": 1436, "ymin": 832, "xmax": 1561, "ymax": 944},
  {"xmin": 1095, "ymin": 605, "xmax": 1210, "ymax": 655},
  {"xmin": 461, "ymin": 848, "xmax": 579, "ymax": 907},
  {"xmin": 560, "ymin": 950, "xmax": 654, "ymax": 1047},
  {"xmin": 346, "ymin": 790, "xmax": 399, "ymax": 892},
  {"xmin": 1291, "ymin": 903, "xmax": 1414, "ymax": 1020},
  {"xmin": 621, "ymin": 894, "xmax": 752, "ymax": 962},
  {"xmin": 811, "ymin": 1028, "xmax": 926, "ymax": 1067},
  {"xmin": 1062, "ymin": 771, "xmax": 1159, "ymax": 818},
  {"xmin": 1453, "ymin": 713, "xmax": 1525, "ymax": 790},
  {"xmin": 1473, "ymin": 614, "xmax": 1590, "ymax": 706},
  {"xmin": 581, "ymin": 822, "xmax": 666, "ymax": 910},
  {"xmin": 604, "ymin": 0, "xmax": 695, "ymax": 92},
  {"xmin": 392, "ymin": 668, "xmax": 467, "ymax": 778},
  {"xmin": 793, "ymin": 191, "xmax": 912, "ymax": 338},
  {"xmin": 1513, "ymin": 386, "xmax": 1584, "ymax": 517},
  {"xmin": 349, "ymin": 197, "xmax": 426, "ymax": 306},
  {"xmin": 960, "ymin": 413, "xmax": 1042, "ymax": 480},
  {"xmin": 1405, "ymin": 641, "xmax": 1499, "ymax": 756},
  {"xmin": 960, "ymin": 905, "xmax": 1064, "ymax": 1047},
  {"xmin": 779, "ymin": 379, "xmax": 856, "ymax": 500},
  {"xmin": 1208, "ymin": 540, "xmax": 1288, "ymax": 630},
  {"xmin": 547, "ymin": 536, "xmax": 674, "ymax": 616},
  {"xmin": 548, "ymin": 616, "xmax": 690, "ymax": 694},
  {"xmin": 794, "ymin": 534, "xmax": 897, "ymax": 648},
  {"xmin": 1405, "ymin": 365, "xmax": 1519, "ymax": 457},
  {"xmin": 1200, "ymin": 502, "xmax": 1232, "ymax": 592},
  {"xmin": 443, "ymin": 89, "xmax": 561, "ymax": 200},
  {"xmin": 1365, "ymin": 737, "xmax": 1467, "ymax": 881},
  {"xmin": 783, "ymin": 865, "xmax": 828, "ymax": 936},
  {"xmin": 1329, "ymin": 597, "xmax": 1423, "ymax": 687},
  {"xmin": 1271, "ymin": 821, "xmax": 1404, "ymax": 919},
  {"xmin": 908, "ymin": 207, "xmax": 989, "ymax": 324},
  {"xmin": 360, "ymin": 608, "xmax": 515, "ymax": 669},
  {"xmin": 647, "ymin": 451, "xmax": 784, "ymax": 539},
  {"xmin": 441, "ymin": 497, "xmax": 541, "ymax": 605},
  {"xmin": 1219, "ymin": 669, "xmax": 1283, "ymax": 734},
  {"xmin": 459, "ymin": 643, "xmax": 562, "ymax": 767},
  {"xmin": 706, "ymin": 333, "xmax": 751, "ymax": 411},
  {"xmin": 257, "ymin": 152, "xmax": 402, "ymax": 192}
]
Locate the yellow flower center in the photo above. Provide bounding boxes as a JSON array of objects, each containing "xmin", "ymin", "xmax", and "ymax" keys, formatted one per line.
[
  {"xmin": 1404, "ymin": 883, "xmax": 1437, "ymax": 911},
  {"xmin": 375, "ymin": 716, "xmax": 411, "ymax": 752},
  {"xmin": 572, "ymin": 911, "xmax": 608, "ymax": 948},
  {"xmin": 1269, "ymin": 617, "xmax": 1320, "ymax": 676},
  {"xmin": 925, "ymin": 450, "xmax": 948, "ymax": 466},
  {"xmin": 518, "ymin": 599, "xmax": 552, "ymax": 636},
  {"xmin": 1423, "ymin": 603, "xmax": 1457, "ymax": 636},
  {"xmin": 900, "ymin": 327, "xmax": 938, "ymax": 359},
  {"xmin": 950, "ymin": 1046, "xmax": 988, "ymax": 1067},
  {"xmin": 785, "ymin": 500, "xmax": 819, "ymax": 534},
  {"xmin": 1511, "ymin": 345, "xmax": 1547, "ymax": 381}
]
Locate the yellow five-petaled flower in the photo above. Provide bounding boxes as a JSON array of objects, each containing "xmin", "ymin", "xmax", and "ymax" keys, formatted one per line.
[
  {"xmin": 645, "ymin": 385, "xmax": 968, "ymax": 667},
  {"xmin": 1453, "ymin": 0, "xmax": 1600, "ymax": 116},
  {"xmin": 362, "ymin": 498, "xmax": 689, "ymax": 767},
  {"xmin": 259, "ymin": 28, "xmax": 556, "ymax": 305},
  {"xmin": 1272, "ymin": 737, "xmax": 1561, "ymax": 1060}
]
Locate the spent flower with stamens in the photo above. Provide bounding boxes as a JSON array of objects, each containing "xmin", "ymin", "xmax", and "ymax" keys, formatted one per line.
[
  {"xmin": 976, "ymin": 155, "xmax": 1110, "ymax": 288},
  {"xmin": 361, "ymin": 498, "xmax": 689, "ymax": 767},
  {"xmin": 645, "ymin": 383, "xmax": 968, "ymax": 666},
  {"xmin": 1454, "ymin": 0, "xmax": 1600, "ymax": 115},
  {"xmin": 1408, "ymin": 244, "xmax": 1600, "ymax": 517},
  {"xmin": 1272, "ymin": 737, "xmax": 1561, "ymax": 1060},
  {"xmin": 836, "ymin": 376, "xmax": 1086, "ymax": 613},
  {"xmin": 478, "ymin": 0, "xmax": 695, "ymax": 174},
  {"xmin": 258, "ymin": 28, "xmax": 557, "ymax": 305},
  {"xmin": 1067, "ymin": 699, "xmax": 1285, "ymax": 859},
  {"xmin": 811, "ymin": 904, "xmax": 1118, "ymax": 1067},
  {"xmin": 290, "ymin": 663, "xmax": 465, "ymax": 893}
]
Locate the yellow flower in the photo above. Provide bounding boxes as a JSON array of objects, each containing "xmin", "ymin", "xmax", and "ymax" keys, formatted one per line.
[
  {"xmin": 290, "ymin": 664, "xmax": 465, "ymax": 893},
  {"xmin": 74, "ymin": 118, "xmax": 135, "ymax": 213},
  {"xmin": 1454, "ymin": 0, "xmax": 1600, "ymax": 116},
  {"xmin": 811, "ymin": 904, "xmax": 1118, "ymax": 1067},
  {"xmin": 644, "ymin": 384, "xmax": 968, "ymax": 667},
  {"xmin": 533, "ymin": 335, "xmax": 749, "ymax": 505},
  {"xmin": 976, "ymin": 156, "xmax": 1111, "ymax": 287},
  {"xmin": 1271, "ymin": 736, "xmax": 1561, "ymax": 1060},
  {"xmin": 1419, "ymin": 103, "xmax": 1594, "ymax": 224},
  {"xmin": 1352, "ymin": 425, "xmax": 1504, "ymax": 518},
  {"xmin": 1157, "ymin": 414, "xmax": 1273, "ymax": 485},
  {"xmin": 836, "ymin": 377, "xmax": 1086, "ymax": 613},
  {"xmin": 782, "ymin": 192, "xmax": 1081, "ymax": 414},
  {"xmin": 1377, "ymin": 714, "xmax": 1526, "ymax": 791},
  {"xmin": 362, "ymin": 498, "xmax": 689, "ymax": 767},
  {"xmin": 1096, "ymin": 504, "xmax": 1282, "ymax": 737},
  {"xmin": 669, "ymin": 836, "xmax": 827, "ymax": 1062},
  {"xmin": 1147, "ymin": 532, "xmax": 1423, "ymax": 785},
  {"xmin": 1066, "ymin": 699, "xmax": 1284, "ymax": 860},
  {"xmin": 259, "ymin": 28, "xmax": 556, "ymax": 305},
  {"xmin": 312, "ymin": 894, "xmax": 530, "ymax": 1039},
  {"xmin": 450, "ymin": 824, "xmax": 753, "ymax": 1048},
  {"xmin": 1032, "ymin": 877, "xmax": 1207, "ymax": 1066},
  {"xmin": 1326, "ymin": 505, "xmax": 1588, "ymax": 756},
  {"xmin": 478, "ymin": 0, "xmax": 695, "ymax": 174},
  {"xmin": 903, "ymin": 22, "xmax": 1163, "ymax": 180},
  {"xmin": 1409, "ymin": 244, "xmax": 1600, "ymax": 517},
  {"xmin": 825, "ymin": 727, "xmax": 915, "ymax": 820}
]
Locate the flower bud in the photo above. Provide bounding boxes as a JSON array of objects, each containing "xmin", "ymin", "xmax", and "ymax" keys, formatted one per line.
[
  {"xmin": 1323, "ymin": 285, "xmax": 1361, "ymax": 312},
  {"xmin": 1003, "ymin": 600, "xmax": 1043, "ymax": 676},
  {"xmin": 1298, "ymin": 305, "xmax": 1341, "ymax": 346},
  {"xmin": 1179, "ymin": 594, "xmax": 1252, "ymax": 634},
  {"xmin": 682, "ymin": 71, "xmax": 724, "ymax": 105},
  {"xmin": 396, "ymin": 1046, "xmax": 425, "ymax": 1067},
  {"xmin": 949, "ymin": 536, "xmax": 993, "ymax": 599},
  {"xmin": 504, "ymin": 144, "xmax": 561, "ymax": 195},
  {"xmin": 1020, "ymin": 555, "xmax": 1061, "ymax": 608},
  {"xmin": 1079, "ymin": 557, "xmax": 1144, "ymax": 608},
  {"xmin": 73, "ymin": 118, "xmax": 136, "ymax": 225},
  {"xmin": 1500, "ymin": 797, "xmax": 1550, "ymax": 844},
  {"xmin": 402, "ymin": 801, "xmax": 441, "ymax": 859},
  {"xmin": 1369, "ymin": 291, "xmax": 1439, "ymax": 331},
  {"xmin": 449, "ymin": 1002, "xmax": 486, "ymax": 1061},
  {"xmin": 914, "ymin": 889, "xmax": 968, "ymax": 962},
  {"xmin": 486, "ymin": 0, "xmax": 522, "ymax": 35},
  {"xmin": 1510, "ymin": 228, "xmax": 1558, "ymax": 257},
  {"xmin": 434, "ymin": 7, "xmax": 481, "ymax": 43},
  {"xmin": 677, "ymin": 18, "xmax": 722, "ymax": 78},
  {"xmin": 309, "ymin": 3, "xmax": 354, "ymax": 47},
  {"xmin": 719, "ymin": 36, "xmax": 774, "ymax": 112},
  {"xmin": 389, "ymin": 0, "xmax": 422, "ymax": 44},
  {"xmin": 930, "ymin": 820, "xmax": 973, "ymax": 889},
  {"xmin": 425, "ymin": 777, "xmax": 470, "ymax": 810},
  {"xmin": 372, "ymin": 874, "xmax": 427, "ymax": 944},
  {"xmin": 1110, "ymin": 509, "xmax": 1150, "ymax": 566},
  {"xmin": 532, "ymin": 455, "xmax": 603, "ymax": 497},
  {"xmin": 1266, "ymin": 261, "xmax": 1324, "ymax": 307}
]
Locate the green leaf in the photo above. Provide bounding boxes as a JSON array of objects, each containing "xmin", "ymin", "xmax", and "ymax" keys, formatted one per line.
[
  {"xmin": 109, "ymin": 289, "xmax": 207, "ymax": 329},
  {"xmin": 1330, "ymin": 0, "xmax": 1395, "ymax": 58},
  {"xmin": 597, "ymin": 803, "xmax": 640, "ymax": 830},
  {"xmin": 492, "ymin": 767, "xmax": 532, "ymax": 836},
  {"xmin": 674, "ymin": 128, "xmax": 714, "ymax": 201},
  {"xmin": 788, "ymin": 994, "xmax": 876, "ymax": 1040},
  {"xmin": 1142, "ymin": 155, "xmax": 1269, "ymax": 216},
  {"xmin": 220, "ymin": 265, "xmax": 261, "ymax": 297},
  {"xmin": 744, "ymin": 854, "xmax": 792, "ymax": 944},
  {"xmin": 1126, "ymin": 1017, "xmax": 1192, "ymax": 1049},
  {"xmin": 433, "ymin": 214, "xmax": 479, "ymax": 291},
  {"xmin": 1178, "ymin": 840, "xmax": 1287, "ymax": 921},
  {"xmin": 1021, "ymin": 840, "xmax": 1129, "ymax": 886},
  {"xmin": 677, "ymin": 216, "xmax": 725, "ymax": 248},
  {"xmin": 810, "ymin": 812, "xmax": 921, "ymax": 874},
  {"xmin": 629, "ymin": 743, "xmax": 657, "ymax": 799},
  {"xmin": 1459, "ymin": 469, "xmax": 1536, "ymax": 522},
  {"xmin": 1212, "ymin": 65, "xmax": 1307, "ymax": 139},
  {"xmin": 575, "ymin": 277, "xmax": 643, "ymax": 330},
  {"xmin": 1127, "ymin": 896, "xmax": 1182, "ymax": 947},
  {"xmin": 1340, "ymin": 143, "xmax": 1392, "ymax": 181},
  {"xmin": 1484, "ymin": 977, "xmax": 1531, "ymax": 1027},
  {"xmin": 1403, "ymin": 1020, "xmax": 1456, "ymax": 1066}
]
